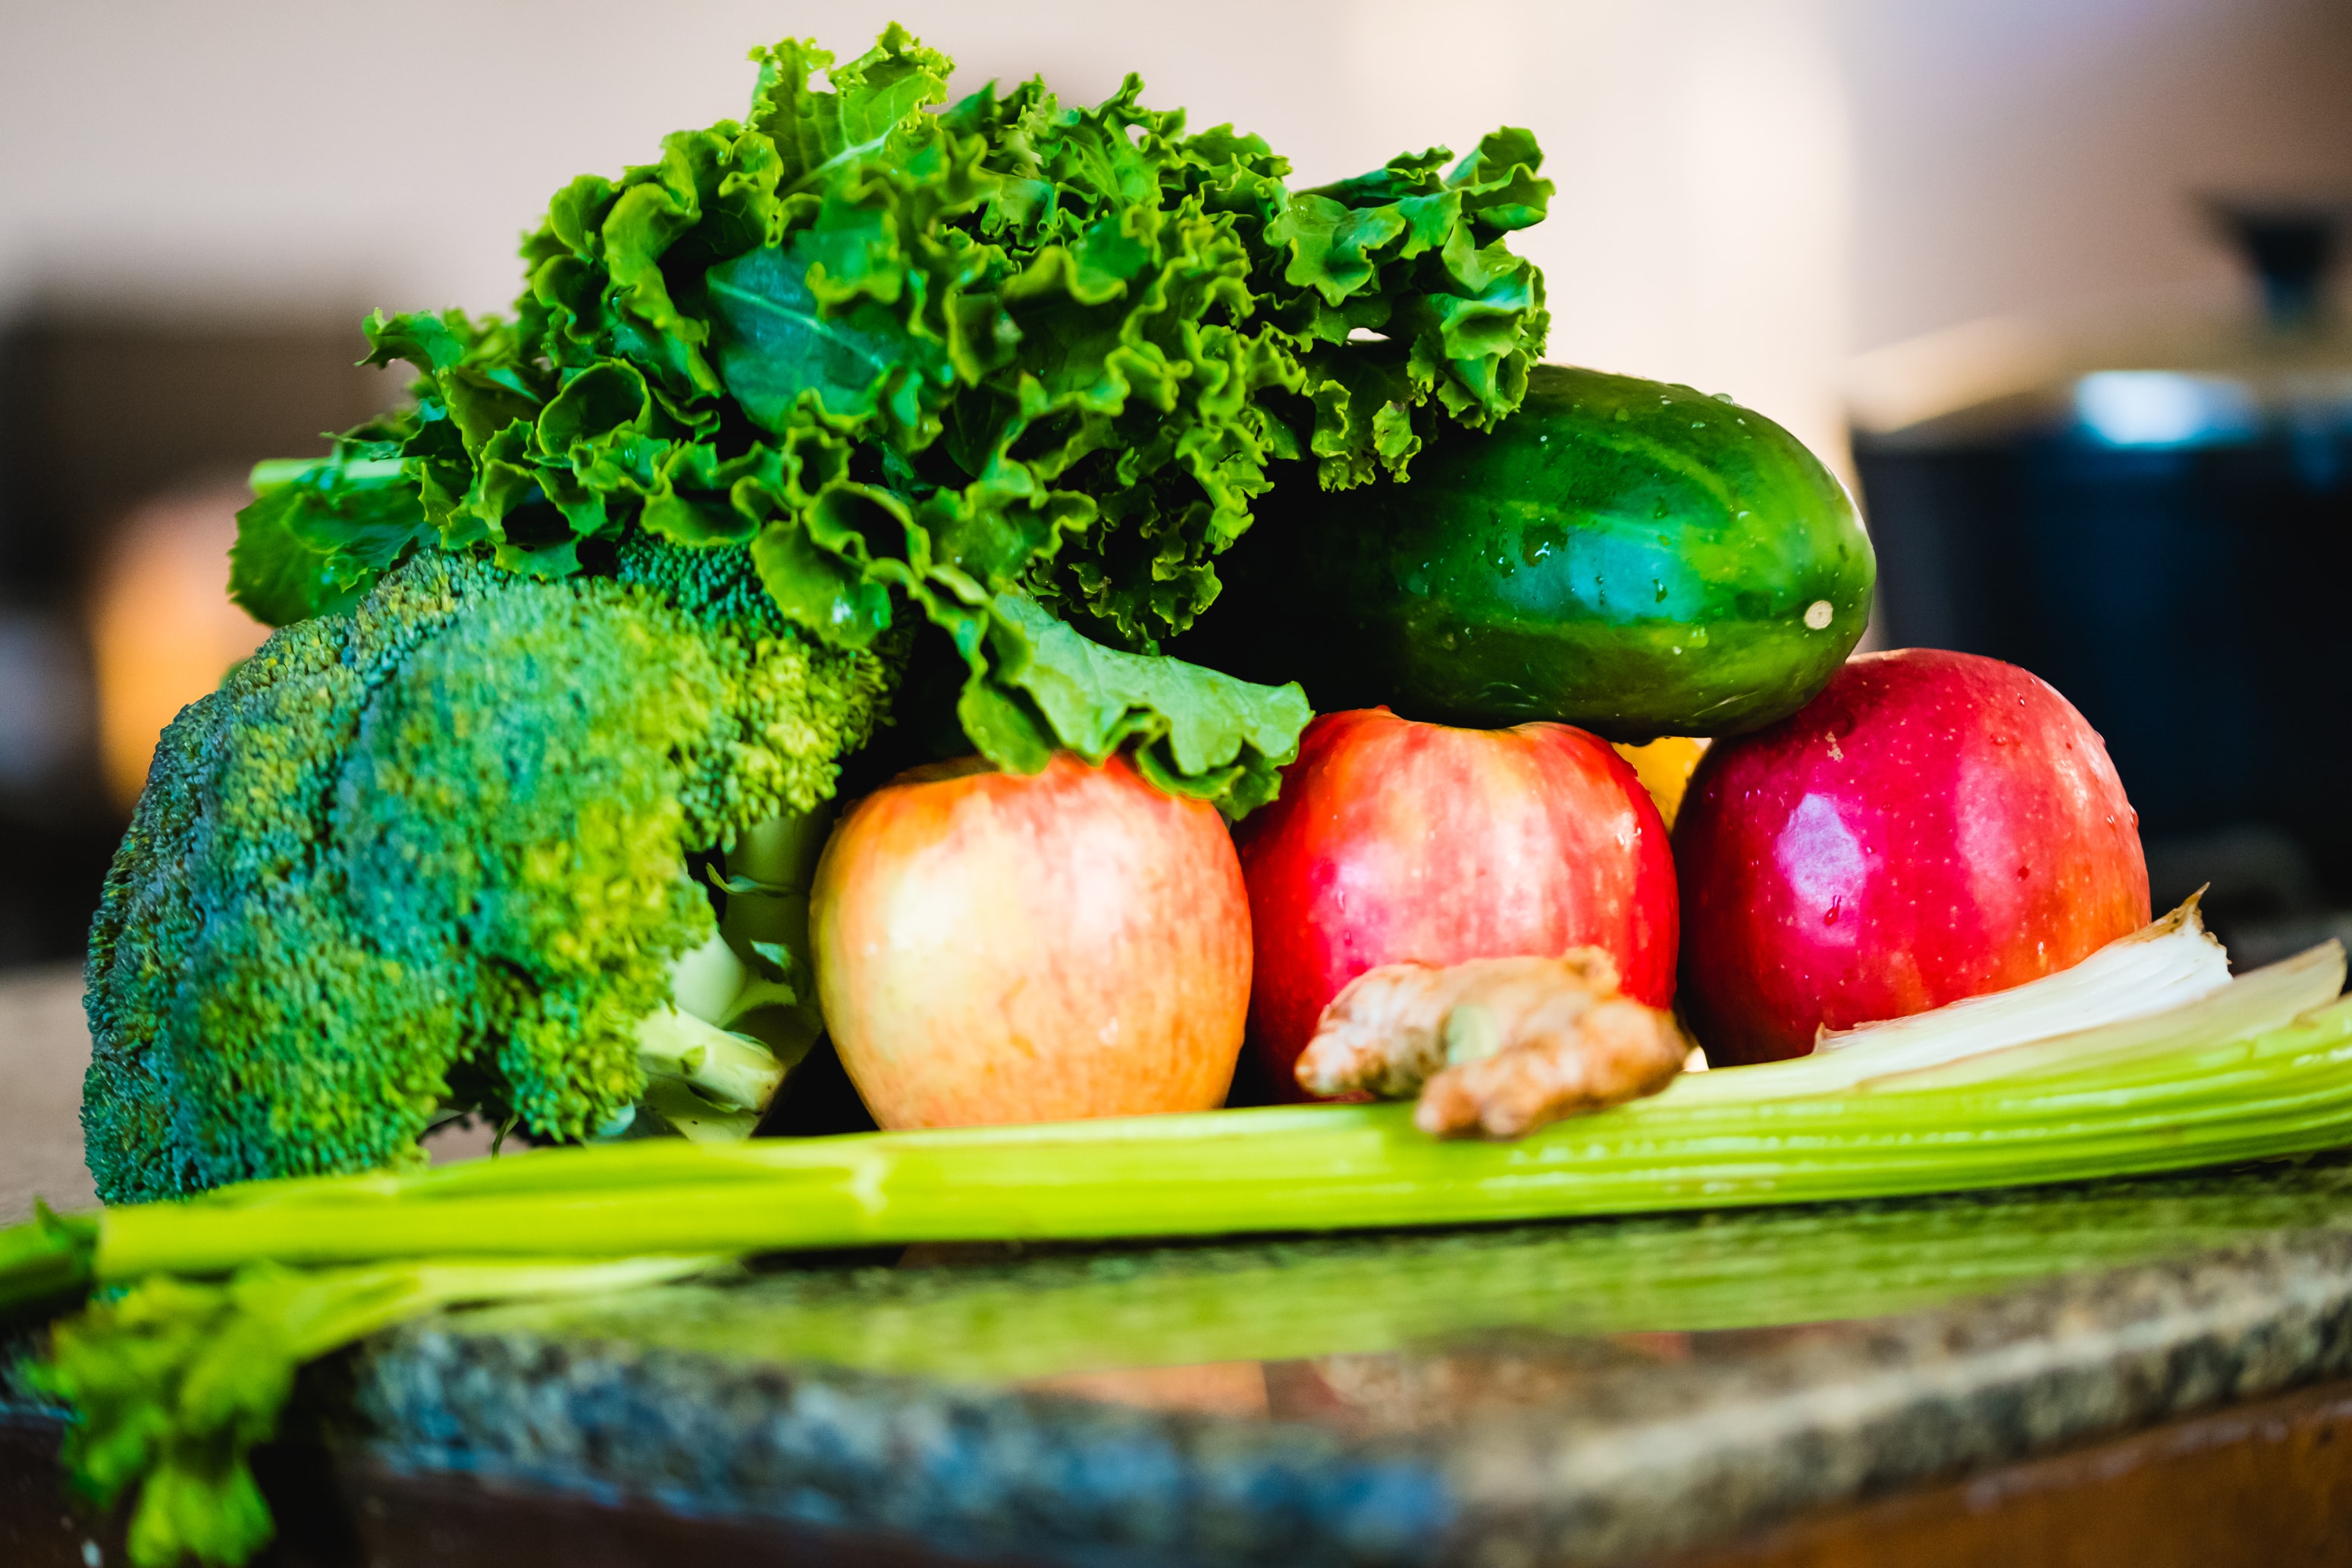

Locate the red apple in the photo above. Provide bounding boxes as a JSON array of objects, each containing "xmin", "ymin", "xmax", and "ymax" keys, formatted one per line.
[
  {"xmin": 811, "ymin": 752, "xmax": 1251, "ymax": 1128},
  {"xmin": 1674, "ymin": 648, "xmax": 2149, "ymax": 1065},
  {"xmin": 1237, "ymin": 708, "xmax": 1678, "ymax": 1099}
]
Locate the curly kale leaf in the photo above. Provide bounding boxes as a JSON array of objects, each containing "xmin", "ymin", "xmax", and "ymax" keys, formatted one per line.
[
  {"xmin": 964, "ymin": 594, "xmax": 1310, "ymax": 820},
  {"xmin": 227, "ymin": 452, "xmax": 433, "ymax": 627},
  {"xmin": 231, "ymin": 23, "xmax": 1545, "ymax": 785},
  {"xmin": 1269, "ymin": 128, "xmax": 1552, "ymax": 485}
]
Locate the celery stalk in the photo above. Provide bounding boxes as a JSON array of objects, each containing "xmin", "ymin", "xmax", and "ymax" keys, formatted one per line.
[{"xmin": 86, "ymin": 996, "xmax": 2352, "ymax": 1279}]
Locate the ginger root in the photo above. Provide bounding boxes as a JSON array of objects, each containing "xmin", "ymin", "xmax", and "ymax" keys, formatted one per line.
[{"xmin": 1294, "ymin": 948, "xmax": 1691, "ymax": 1140}]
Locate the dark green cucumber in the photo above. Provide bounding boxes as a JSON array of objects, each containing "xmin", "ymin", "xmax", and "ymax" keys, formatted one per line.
[{"xmin": 1237, "ymin": 364, "xmax": 1874, "ymax": 739}]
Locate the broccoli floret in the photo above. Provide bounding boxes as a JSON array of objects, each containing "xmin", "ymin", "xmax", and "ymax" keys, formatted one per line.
[{"xmin": 81, "ymin": 547, "xmax": 896, "ymax": 1203}]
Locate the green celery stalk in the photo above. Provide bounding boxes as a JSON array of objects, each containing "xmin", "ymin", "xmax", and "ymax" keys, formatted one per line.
[{"xmin": 86, "ymin": 999, "xmax": 2352, "ymax": 1279}]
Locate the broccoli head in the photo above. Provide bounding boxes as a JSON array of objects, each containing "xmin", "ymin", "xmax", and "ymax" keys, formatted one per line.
[{"xmin": 81, "ymin": 546, "xmax": 896, "ymax": 1203}]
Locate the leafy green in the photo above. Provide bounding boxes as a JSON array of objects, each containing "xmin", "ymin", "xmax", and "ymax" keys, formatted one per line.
[
  {"xmin": 0, "ymin": 1202, "xmax": 96, "ymax": 1319},
  {"xmin": 1272, "ymin": 129, "xmax": 1551, "ymax": 485},
  {"xmin": 21, "ymin": 1256, "xmax": 714, "ymax": 1568},
  {"xmin": 227, "ymin": 455, "xmax": 431, "ymax": 627},
  {"xmin": 233, "ymin": 20, "xmax": 1549, "ymax": 757},
  {"xmin": 964, "ymin": 594, "xmax": 1311, "ymax": 818}
]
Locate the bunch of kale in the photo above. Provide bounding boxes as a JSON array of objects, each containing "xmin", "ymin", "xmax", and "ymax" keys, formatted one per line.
[{"xmin": 237, "ymin": 24, "xmax": 1550, "ymax": 661}]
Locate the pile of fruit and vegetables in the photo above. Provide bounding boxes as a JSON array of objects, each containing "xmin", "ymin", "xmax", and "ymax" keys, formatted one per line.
[{"xmin": 10, "ymin": 24, "xmax": 2352, "ymax": 1567}]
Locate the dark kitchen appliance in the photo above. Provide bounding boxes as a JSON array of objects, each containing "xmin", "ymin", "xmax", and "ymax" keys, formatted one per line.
[{"xmin": 1852, "ymin": 203, "xmax": 2352, "ymax": 944}]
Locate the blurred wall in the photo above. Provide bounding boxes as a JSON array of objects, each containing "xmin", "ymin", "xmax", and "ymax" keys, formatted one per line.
[
  {"xmin": 5, "ymin": 2, "xmax": 2349, "ymax": 455},
  {"xmin": 1837, "ymin": 0, "xmax": 2352, "ymax": 352}
]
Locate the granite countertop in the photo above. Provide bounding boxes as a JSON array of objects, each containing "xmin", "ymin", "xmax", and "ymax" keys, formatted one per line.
[
  {"xmin": 350, "ymin": 1156, "xmax": 2352, "ymax": 1566},
  {"xmin": 11, "ymin": 964, "xmax": 2352, "ymax": 1564}
]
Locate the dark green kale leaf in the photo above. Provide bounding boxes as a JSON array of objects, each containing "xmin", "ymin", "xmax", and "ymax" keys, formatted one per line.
[
  {"xmin": 228, "ymin": 452, "xmax": 433, "ymax": 626},
  {"xmin": 963, "ymin": 594, "xmax": 1311, "ymax": 820}
]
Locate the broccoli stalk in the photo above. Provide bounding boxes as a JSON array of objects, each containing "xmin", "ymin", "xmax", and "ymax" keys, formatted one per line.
[
  {"xmin": 624, "ymin": 804, "xmax": 837, "ymax": 1141},
  {"xmin": 629, "ymin": 1008, "xmax": 790, "ymax": 1140},
  {"xmin": 708, "ymin": 804, "xmax": 834, "ymax": 1051},
  {"xmin": 665, "ymin": 928, "xmax": 801, "ymax": 1032}
]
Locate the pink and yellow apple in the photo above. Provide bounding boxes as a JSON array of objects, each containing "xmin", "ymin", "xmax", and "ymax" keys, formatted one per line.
[
  {"xmin": 811, "ymin": 751, "xmax": 1251, "ymax": 1128},
  {"xmin": 1673, "ymin": 648, "xmax": 2149, "ymax": 1065}
]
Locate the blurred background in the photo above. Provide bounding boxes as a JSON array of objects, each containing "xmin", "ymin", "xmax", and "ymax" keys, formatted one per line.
[{"xmin": 2, "ymin": 0, "xmax": 2350, "ymax": 968}]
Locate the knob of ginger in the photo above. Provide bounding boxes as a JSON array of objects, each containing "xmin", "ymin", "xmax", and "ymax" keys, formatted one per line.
[{"xmin": 1295, "ymin": 948, "xmax": 1689, "ymax": 1140}]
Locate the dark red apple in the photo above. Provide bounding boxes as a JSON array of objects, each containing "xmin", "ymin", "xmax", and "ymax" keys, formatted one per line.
[
  {"xmin": 1237, "ymin": 708, "xmax": 1678, "ymax": 1099},
  {"xmin": 1674, "ymin": 648, "xmax": 2149, "ymax": 1065},
  {"xmin": 811, "ymin": 752, "xmax": 1252, "ymax": 1128}
]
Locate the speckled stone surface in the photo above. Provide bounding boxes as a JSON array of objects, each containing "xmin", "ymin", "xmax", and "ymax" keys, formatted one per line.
[{"xmin": 347, "ymin": 1155, "xmax": 2352, "ymax": 1566}]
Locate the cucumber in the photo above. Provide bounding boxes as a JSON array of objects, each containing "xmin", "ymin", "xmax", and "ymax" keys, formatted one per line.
[{"xmin": 1212, "ymin": 364, "xmax": 1874, "ymax": 739}]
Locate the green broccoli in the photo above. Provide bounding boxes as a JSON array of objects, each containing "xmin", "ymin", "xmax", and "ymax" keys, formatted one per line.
[{"xmin": 82, "ymin": 546, "xmax": 896, "ymax": 1203}]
